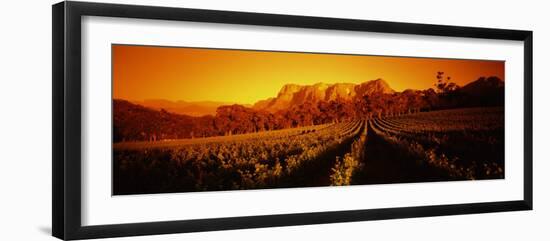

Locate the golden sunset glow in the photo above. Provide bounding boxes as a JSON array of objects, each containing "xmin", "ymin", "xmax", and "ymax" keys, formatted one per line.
[
  {"xmin": 112, "ymin": 45, "xmax": 504, "ymax": 104},
  {"xmin": 113, "ymin": 44, "xmax": 506, "ymax": 194}
]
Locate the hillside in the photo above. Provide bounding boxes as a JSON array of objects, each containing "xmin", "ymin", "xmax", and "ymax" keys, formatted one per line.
[
  {"xmin": 456, "ymin": 76, "xmax": 505, "ymax": 107},
  {"xmin": 133, "ymin": 99, "xmax": 235, "ymax": 117},
  {"xmin": 113, "ymin": 99, "xmax": 219, "ymax": 142}
]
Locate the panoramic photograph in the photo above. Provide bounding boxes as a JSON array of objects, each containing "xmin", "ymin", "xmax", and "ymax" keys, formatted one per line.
[{"xmin": 112, "ymin": 44, "xmax": 505, "ymax": 195}]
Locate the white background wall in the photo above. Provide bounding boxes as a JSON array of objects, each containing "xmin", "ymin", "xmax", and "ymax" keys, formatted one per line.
[{"xmin": 0, "ymin": 0, "xmax": 547, "ymax": 240}]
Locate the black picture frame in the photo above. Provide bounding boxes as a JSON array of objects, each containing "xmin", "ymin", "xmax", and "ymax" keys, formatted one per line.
[{"xmin": 52, "ymin": 1, "xmax": 533, "ymax": 240}]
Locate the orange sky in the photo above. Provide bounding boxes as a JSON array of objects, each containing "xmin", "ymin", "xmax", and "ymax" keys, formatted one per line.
[{"xmin": 112, "ymin": 45, "xmax": 504, "ymax": 105}]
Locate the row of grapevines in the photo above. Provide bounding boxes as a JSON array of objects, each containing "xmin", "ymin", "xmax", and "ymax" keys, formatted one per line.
[
  {"xmin": 114, "ymin": 122, "xmax": 335, "ymax": 150},
  {"xmin": 369, "ymin": 108, "xmax": 504, "ymax": 180},
  {"xmin": 330, "ymin": 120, "xmax": 368, "ymax": 186},
  {"xmin": 114, "ymin": 120, "xmax": 364, "ymax": 192}
]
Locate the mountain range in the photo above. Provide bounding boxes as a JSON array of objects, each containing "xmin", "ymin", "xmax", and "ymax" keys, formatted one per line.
[
  {"xmin": 114, "ymin": 76, "xmax": 504, "ymax": 142},
  {"xmin": 252, "ymin": 78, "xmax": 395, "ymax": 112},
  {"xmin": 132, "ymin": 77, "xmax": 503, "ymax": 116}
]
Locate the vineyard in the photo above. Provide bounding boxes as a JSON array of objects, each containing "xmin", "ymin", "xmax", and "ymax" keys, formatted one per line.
[
  {"xmin": 365, "ymin": 107, "xmax": 504, "ymax": 184},
  {"xmin": 113, "ymin": 107, "xmax": 504, "ymax": 195}
]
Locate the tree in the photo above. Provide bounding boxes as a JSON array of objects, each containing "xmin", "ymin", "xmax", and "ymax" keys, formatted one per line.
[{"xmin": 435, "ymin": 71, "xmax": 459, "ymax": 94}]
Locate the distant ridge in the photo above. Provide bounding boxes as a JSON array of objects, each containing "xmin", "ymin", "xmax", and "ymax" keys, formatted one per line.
[
  {"xmin": 457, "ymin": 76, "xmax": 504, "ymax": 107},
  {"xmin": 133, "ymin": 99, "xmax": 249, "ymax": 117},
  {"xmin": 459, "ymin": 76, "xmax": 504, "ymax": 97}
]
